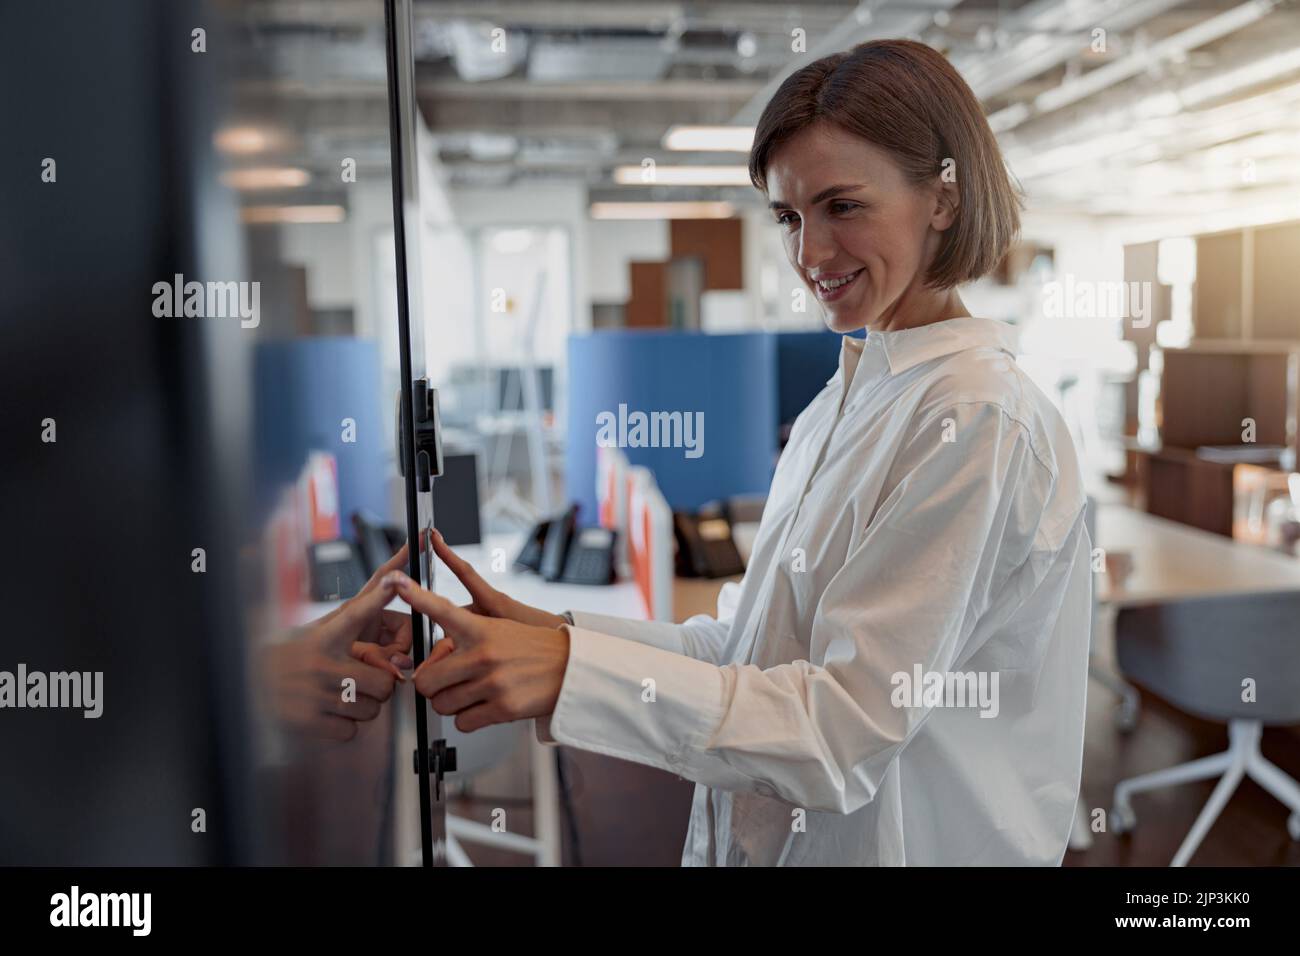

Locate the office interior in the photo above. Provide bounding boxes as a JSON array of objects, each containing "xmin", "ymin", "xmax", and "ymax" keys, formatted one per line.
[{"xmin": 6, "ymin": 0, "xmax": 1300, "ymax": 869}]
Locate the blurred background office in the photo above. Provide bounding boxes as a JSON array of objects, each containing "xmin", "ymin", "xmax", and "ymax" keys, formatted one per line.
[
  {"xmin": 209, "ymin": 0, "xmax": 1300, "ymax": 867},
  {"xmin": 219, "ymin": 0, "xmax": 1300, "ymax": 527},
  {"xmin": 7, "ymin": 0, "xmax": 1300, "ymax": 867}
]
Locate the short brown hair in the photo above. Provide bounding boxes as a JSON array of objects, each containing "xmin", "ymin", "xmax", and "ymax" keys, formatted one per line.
[{"xmin": 749, "ymin": 39, "xmax": 1023, "ymax": 290}]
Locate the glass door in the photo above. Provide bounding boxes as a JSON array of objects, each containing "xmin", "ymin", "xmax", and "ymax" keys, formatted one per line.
[{"xmin": 384, "ymin": 0, "xmax": 446, "ymax": 867}]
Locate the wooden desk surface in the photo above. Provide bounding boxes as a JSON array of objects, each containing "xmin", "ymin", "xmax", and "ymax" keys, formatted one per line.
[{"xmin": 1096, "ymin": 504, "xmax": 1300, "ymax": 606}]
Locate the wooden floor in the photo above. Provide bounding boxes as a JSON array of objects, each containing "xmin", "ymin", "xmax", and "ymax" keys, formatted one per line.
[{"xmin": 449, "ymin": 666, "xmax": 1300, "ymax": 866}]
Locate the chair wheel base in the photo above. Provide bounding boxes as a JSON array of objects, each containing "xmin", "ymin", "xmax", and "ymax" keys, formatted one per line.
[
  {"xmin": 1288, "ymin": 812, "xmax": 1300, "ymax": 842},
  {"xmin": 1111, "ymin": 802, "xmax": 1137, "ymax": 834}
]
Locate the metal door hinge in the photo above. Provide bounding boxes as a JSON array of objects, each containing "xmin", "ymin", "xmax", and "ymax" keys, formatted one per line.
[{"xmin": 414, "ymin": 738, "xmax": 457, "ymax": 800}]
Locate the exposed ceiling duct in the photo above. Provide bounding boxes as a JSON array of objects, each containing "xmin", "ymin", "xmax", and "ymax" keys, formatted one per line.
[
  {"xmin": 527, "ymin": 35, "xmax": 674, "ymax": 82},
  {"xmin": 230, "ymin": 0, "xmax": 1300, "ymax": 216}
]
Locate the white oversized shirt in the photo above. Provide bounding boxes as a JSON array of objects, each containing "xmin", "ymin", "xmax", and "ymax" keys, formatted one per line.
[{"xmin": 540, "ymin": 316, "xmax": 1092, "ymax": 866}]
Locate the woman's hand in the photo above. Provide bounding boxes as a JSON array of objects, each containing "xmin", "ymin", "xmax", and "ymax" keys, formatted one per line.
[
  {"xmin": 262, "ymin": 547, "xmax": 414, "ymax": 741},
  {"xmin": 429, "ymin": 527, "xmax": 567, "ymax": 629},
  {"xmin": 346, "ymin": 543, "xmax": 416, "ymax": 669},
  {"xmin": 386, "ymin": 570, "xmax": 570, "ymax": 734}
]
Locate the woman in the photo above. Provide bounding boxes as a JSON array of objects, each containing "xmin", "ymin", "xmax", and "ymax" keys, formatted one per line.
[{"xmin": 388, "ymin": 39, "xmax": 1092, "ymax": 866}]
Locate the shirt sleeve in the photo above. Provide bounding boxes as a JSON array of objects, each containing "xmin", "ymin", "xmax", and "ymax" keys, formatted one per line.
[
  {"xmin": 540, "ymin": 401, "xmax": 1084, "ymax": 813},
  {"xmin": 534, "ymin": 585, "xmax": 742, "ymax": 746},
  {"xmin": 566, "ymin": 579, "xmax": 742, "ymax": 661}
]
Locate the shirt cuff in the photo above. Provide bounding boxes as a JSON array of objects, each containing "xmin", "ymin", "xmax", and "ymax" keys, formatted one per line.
[
  {"xmin": 534, "ymin": 617, "xmax": 573, "ymax": 745},
  {"xmin": 539, "ymin": 624, "xmax": 726, "ymax": 773},
  {"xmin": 568, "ymin": 609, "xmax": 687, "ymax": 655}
]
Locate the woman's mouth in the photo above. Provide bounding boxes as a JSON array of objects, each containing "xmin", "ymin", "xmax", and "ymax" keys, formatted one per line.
[{"xmin": 812, "ymin": 269, "xmax": 863, "ymax": 303}]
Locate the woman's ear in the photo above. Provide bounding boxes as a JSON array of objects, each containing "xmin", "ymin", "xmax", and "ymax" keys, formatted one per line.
[{"xmin": 930, "ymin": 177, "xmax": 959, "ymax": 232}]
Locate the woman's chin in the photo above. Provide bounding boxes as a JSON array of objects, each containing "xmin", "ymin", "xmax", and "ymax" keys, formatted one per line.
[{"xmin": 822, "ymin": 307, "xmax": 869, "ymax": 335}]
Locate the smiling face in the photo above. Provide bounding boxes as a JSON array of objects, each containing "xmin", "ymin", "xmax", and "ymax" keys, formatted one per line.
[{"xmin": 765, "ymin": 122, "xmax": 962, "ymax": 333}]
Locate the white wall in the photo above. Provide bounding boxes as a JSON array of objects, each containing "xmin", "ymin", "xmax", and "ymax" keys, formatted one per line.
[
  {"xmin": 347, "ymin": 178, "xmax": 405, "ymax": 341},
  {"xmin": 343, "ymin": 127, "xmax": 475, "ymax": 397},
  {"xmin": 449, "ymin": 180, "xmax": 592, "ymax": 335},
  {"xmin": 414, "ymin": 126, "xmax": 475, "ymax": 388},
  {"xmin": 585, "ymin": 219, "xmax": 669, "ymax": 304},
  {"xmin": 744, "ymin": 208, "xmax": 835, "ymax": 331},
  {"xmin": 279, "ymin": 221, "xmax": 355, "ymax": 310}
]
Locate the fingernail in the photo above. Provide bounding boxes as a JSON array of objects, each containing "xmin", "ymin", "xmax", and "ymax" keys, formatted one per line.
[
  {"xmin": 391, "ymin": 653, "xmax": 414, "ymax": 669},
  {"xmin": 383, "ymin": 571, "xmax": 413, "ymax": 590}
]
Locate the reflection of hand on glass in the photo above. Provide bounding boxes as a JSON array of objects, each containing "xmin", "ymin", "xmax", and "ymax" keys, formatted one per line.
[
  {"xmin": 429, "ymin": 528, "xmax": 566, "ymax": 628},
  {"xmin": 264, "ymin": 546, "xmax": 415, "ymax": 741}
]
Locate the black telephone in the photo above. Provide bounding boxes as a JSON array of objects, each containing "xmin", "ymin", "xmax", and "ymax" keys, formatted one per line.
[
  {"xmin": 673, "ymin": 509, "xmax": 745, "ymax": 579},
  {"xmin": 515, "ymin": 504, "xmax": 617, "ymax": 585},
  {"xmin": 307, "ymin": 540, "xmax": 369, "ymax": 600},
  {"xmin": 352, "ymin": 511, "xmax": 406, "ymax": 577}
]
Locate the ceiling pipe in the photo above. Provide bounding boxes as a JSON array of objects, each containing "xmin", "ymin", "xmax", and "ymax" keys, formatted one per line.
[
  {"xmin": 728, "ymin": 0, "xmax": 965, "ymax": 127},
  {"xmin": 1030, "ymin": 0, "xmax": 1281, "ymax": 116},
  {"xmin": 954, "ymin": 0, "xmax": 1191, "ymax": 102}
]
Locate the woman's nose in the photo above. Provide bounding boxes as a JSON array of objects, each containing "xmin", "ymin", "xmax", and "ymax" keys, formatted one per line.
[{"xmin": 797, "ymin": 222, "xmax": 835, "ymax": 274}]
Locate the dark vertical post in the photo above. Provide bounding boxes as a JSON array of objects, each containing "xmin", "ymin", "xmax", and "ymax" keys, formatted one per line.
[{"xmin": 383, "ymin": 0, "xmax": 433, "ymax": 868}]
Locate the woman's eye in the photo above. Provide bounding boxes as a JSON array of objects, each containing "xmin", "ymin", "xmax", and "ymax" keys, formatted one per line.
[
  {"xmin": 829, "ymin": 200, "xmax": 860, "ymax": 215},
  {"xmin": 774, "ymin": 211, "xmax": 799, "ymax": 227}
]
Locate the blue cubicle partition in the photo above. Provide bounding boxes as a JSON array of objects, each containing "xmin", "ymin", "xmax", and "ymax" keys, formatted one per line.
[
  {"xmin": 774, "ymin": 329, "xmax": 858, "ymax": 427},
  {"xmin": 253, "ymin": 337, "xmax": 389, "ymax": 538},
  {"xmin": 566, "ymin": 330, "xmax": 779, "ymax": 522}
]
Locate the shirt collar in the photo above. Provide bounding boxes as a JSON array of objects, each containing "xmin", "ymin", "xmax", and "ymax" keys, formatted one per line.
[
  {"xmin": 824, "ymin": 318, "xmax": 1020, "ymax": 389},
  {"xmin": 826, "ymin": 335, "xmax": 866, "ymax": 387},
  {"xmin": 867, "ymin": 316, "xmax": 1019, "ymax": 376}
]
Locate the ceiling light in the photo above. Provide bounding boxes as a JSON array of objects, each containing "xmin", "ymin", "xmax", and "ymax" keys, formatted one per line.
[
  {"xmin": 213, "ymin": 126, "xmax": 282, "ymax": 155},
  {"xmin": 241, "ymin": 205, "xmax": 345, "ymax": 224},
  {"xmin": 662, "ymin": 126, "xmax": 756, "ymax": 152},
  {"xmin": 590, "ymin": 201, "xmax": 735, "ymax": 220},
  {"xmin": 220, "ymin": 167, "xmax": 311, "ymax": 190},
  {"xmin": 613, "ymin": 164, "xmax": 750, "ymax": 186}
]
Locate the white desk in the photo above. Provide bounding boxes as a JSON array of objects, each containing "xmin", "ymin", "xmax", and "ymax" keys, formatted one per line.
[
  {"xmin": 1096, "ymin": 504, "xmax": 1300, "ymax": 607},
  {"xmin": 432, "ymin": 533, "xmax": 646, "ymax": 619},
  {"xmin": 299, "ymin": 532, "xmax": 645, "ymax": 623}
]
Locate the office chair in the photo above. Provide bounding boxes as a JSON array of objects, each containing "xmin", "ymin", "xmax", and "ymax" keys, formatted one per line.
[{"xmin": 1108, "ymin": 591, "xmax": 1300, "ymax": 865}]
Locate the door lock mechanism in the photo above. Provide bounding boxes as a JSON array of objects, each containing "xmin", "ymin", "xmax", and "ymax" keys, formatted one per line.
[
  {"xmin": 396, "ymin": 378, "xmax": 444, "ymax": 493},
  {"xmin": 414, "ymin": 738, "xmax": 457, "ymax": 800}
]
